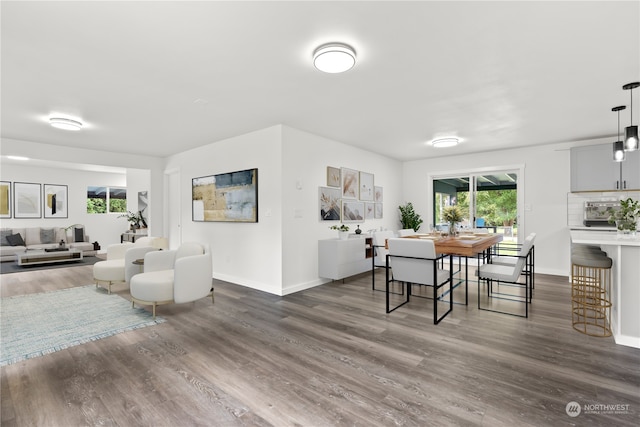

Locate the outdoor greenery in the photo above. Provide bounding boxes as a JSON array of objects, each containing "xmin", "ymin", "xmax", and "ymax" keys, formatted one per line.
[
  {"xmin": 398, "ymin": 202, "xmax": 423, "ymax": 232},
  {"xmin": 456, "ymin": 189, "xmax": 517, "ymax": 226},
  {"xmin": 87, "ymin": 198, "xmax": 126, "ymax": 214}
]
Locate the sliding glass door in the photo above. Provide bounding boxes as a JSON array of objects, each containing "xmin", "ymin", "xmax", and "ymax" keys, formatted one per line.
[{"xmin": 433, "ymin": 170, "xmax": 519, "ymax": 242}]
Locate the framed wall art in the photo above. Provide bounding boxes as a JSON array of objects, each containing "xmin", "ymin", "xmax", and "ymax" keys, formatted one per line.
[
  {"xmin": 44, "ymin": 184, "xmax": 68, "ymax": 218},
  {"xmin": 14, "ymin": 182, "xmax": 41, "ymax": 218},
  {"xmin": 192, "ymin": 168, "xmax": 258, "ymax": 222},
  {"xmin": 375, "ymin": 203, "xmax": 383, "ymax": 219},
  {"xmin": 0, "ymin": 181, "xmax": 11, "ymax": 218},
  {"xmin": 342, "ymin": 200, "xmax": 364, "ymax": 222},
  {"xmin": 341, "ymin": 168, "xmax": 359, "ymax": 199},
  {"xmin": 365, "ymin": 202, "xmax": 375, "ymax": 220},
  {"xmin": 375, "ymin": 186, "xmax": 383, "ymax": 203},
  {"xmin": 327, "ymin": 166, "xmax": 341, "ymax": 188},
  {"xmin": 359, "ymin": 171, "xmax": 374, "ymax": 201},
  {"xmin": 319, "ymin": 186, "xmax": 341, "ymax": 221}
]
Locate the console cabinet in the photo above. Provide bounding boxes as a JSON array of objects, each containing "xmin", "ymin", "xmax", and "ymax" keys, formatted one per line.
[
  {"xmin": 318, "ymin": 236, "xmax": 373, "ymax": 280},
  {"xmin": 571, "ymin": 144, "xmax": 640, "ymax": 192}
]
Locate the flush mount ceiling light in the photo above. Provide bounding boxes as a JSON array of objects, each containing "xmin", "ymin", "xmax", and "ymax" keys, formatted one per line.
[
  {"xmin": 612, "ymin": 105, "xmax": 626, "ymax": 162},
  {"xmin": 49, "ymin": 117, "xmax": 83, "ymax": 131},
  {"xmin": 623, "ymin": 82, "xmax": 639, "ymax": 151},
  {"xmin": 430, "ymin": 137, "xmax": 460, "ymax": 148},
  {"xmin": 313, "ymin": 43, "xmax": 356, "ymax": 73}
]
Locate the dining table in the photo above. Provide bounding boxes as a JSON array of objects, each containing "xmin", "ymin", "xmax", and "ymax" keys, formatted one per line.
[{"xmin": 373, "ymin": 232, "xmax": 503, "ymax": 305}]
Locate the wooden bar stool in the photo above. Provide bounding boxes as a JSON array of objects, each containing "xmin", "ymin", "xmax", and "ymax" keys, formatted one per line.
[{"xmin": 571, "ymin": 246, "xmax": 612, "ymax": 337}]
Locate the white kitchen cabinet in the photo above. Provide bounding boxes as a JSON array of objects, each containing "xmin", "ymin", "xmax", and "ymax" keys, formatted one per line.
[
  {"xmin": 571, "ymin": 144, "xmax": 640, "ymax": 192},
  {"xmin": 318, "ymin": 236, "xmax": 372, "ymax": 280}
]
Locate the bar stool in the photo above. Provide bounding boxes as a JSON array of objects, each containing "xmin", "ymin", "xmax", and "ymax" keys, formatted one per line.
[{"xmin": 571, "ymin": 245, "xmax": 612, "ymax": 337}]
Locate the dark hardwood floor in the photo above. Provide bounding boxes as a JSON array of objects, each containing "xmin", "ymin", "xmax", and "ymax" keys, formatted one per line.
[{"xmin": 1, "ymin": 263, "xmax": 639, "ymax": 426}]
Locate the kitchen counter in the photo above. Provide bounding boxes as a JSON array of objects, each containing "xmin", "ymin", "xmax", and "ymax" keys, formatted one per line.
[{"xmin": 570, "ymin": 230, "xmax": 640, "ymax": 348}]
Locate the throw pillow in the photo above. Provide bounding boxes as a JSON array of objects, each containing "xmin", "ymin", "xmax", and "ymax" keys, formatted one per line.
[
  {"xmin": 74, "ymin": 227, "xmax": 85, "ymax": 243},
  {"xmin": 0, "ymin": 229, "xmax": 12, "ymax": 247},
  {"xmin": 6, "ymin": 233, "xmax": 26, "ymax": 247},
  {"xmin": 40, "ymin": 228, "xmax": 55, "ymax": 244}
]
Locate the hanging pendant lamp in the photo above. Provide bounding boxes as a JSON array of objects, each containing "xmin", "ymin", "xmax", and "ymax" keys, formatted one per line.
[
  {"xmin": 612, "ymin": 106, "xmax": 626, "ymax": 162},
  {"xmin": 622, "ymin": 82, "xmax": 639, "ymax": 151}
]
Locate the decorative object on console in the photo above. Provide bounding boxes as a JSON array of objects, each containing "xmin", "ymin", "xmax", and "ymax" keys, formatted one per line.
[
  {"xmin": 329, "ymin": 224, "xmax": 350, "ymax": 240},
  {"xmin": 119, "ymin": 209, "xmax": 148, "ymax": 230},
  {"xmin": 13, "ymin": 182, "xmax": 41, "ymax": 218},
  {"xmin": 0, "ymin": 181, "xmax": 11, "ymax": 218},
  {"xmin": 608, "ymin": 197, "xmax": 639, "ymax": 237},
  {"xmin": 355, "ymin": 225, "xmax": 362, "ymax": 234},
  {"xmin": 43, "ymin": 184, "xmax": 68, "ymax": 218},
  {"xmin": 398, "ymin": 202, "xmax": 423, "ymax": 232},
  {"xmin": 192, "ymin": 168, "xmax": 258, "ymax": 222}
]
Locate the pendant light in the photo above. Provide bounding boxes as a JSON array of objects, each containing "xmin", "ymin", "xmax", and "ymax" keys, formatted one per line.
[
  {"xmin": 622, "ymin": 82, "xmax": 639, "ymax": 151},
  {"xmin": 612, "ymin": 105, "xmax": 626, "ymax": 162}
]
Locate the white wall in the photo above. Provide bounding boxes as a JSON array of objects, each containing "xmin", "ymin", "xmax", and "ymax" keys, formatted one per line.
[
  {"xmin": 403, "ymin": 140, "xmax": 590, "ymax": 276},
  {"xmin": 281, "ymin": 126, "xmax": 403, "ymax": 294},
  {"xmin": 164, "ymin": 126, "xmax": 284, "ymax": 295}
]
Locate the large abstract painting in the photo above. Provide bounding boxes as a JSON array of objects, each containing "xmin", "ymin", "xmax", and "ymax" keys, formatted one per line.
[
  {"xmin": 192, "ymin": 168, "xmax": 258, "ymax": 222},
  {"xmin": 14, "ymin": 182, "xmax": 41, "ymax": 218},
  {"xmin": 44, "ymin": 184, "xmax": 68, "ymax": 218},
  {"xmin": 319, "ymin": 187, "xmax": 341, "ymax": 221}
]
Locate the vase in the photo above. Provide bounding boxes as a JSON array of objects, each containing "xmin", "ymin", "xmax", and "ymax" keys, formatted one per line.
[
  {"xmin": 338, "ymin": 231, "xmax": 349, "ymax": 240},
  {"xmin": 355, "ymin": 225, "xmax": 362, "ymax": 235},
  {"xmin": 615, "ymin": 220, "xmax": 637, "ymax": 238},
  {"xmin": 449, "ymin": 222, "xmax": 457, "ymax": 237}
]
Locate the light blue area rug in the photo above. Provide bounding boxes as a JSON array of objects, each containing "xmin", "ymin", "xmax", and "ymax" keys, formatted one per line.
[{"xmin": 1, "ymin": 285, "xmax": 165, "ymax": 366}]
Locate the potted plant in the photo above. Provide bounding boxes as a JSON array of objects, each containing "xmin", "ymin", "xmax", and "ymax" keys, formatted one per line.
[
  {"xmin": 608, "ymin": 197, "xmax": 639, "ymax": 237},
  {"xmin": 442, "ymin": 205, "xmax": 464, "ymax": 236},
  {"xmin": 119, "ymin": 209, "xmax": 148, "ymax": 232},
  {"xmin": 329, "ymin": 224, "xmax": 350, "ymax": 240},
  {"xmin": 398, "ymin": 202, "xmax": 423, "ymax": 232}
]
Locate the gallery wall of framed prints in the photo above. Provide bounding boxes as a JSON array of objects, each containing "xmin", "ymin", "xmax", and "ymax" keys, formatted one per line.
[
  {"xmin": 319, "ymin": 166, "xmax": 383, "ymax": 223},
  {"xmin": 1, "ymin": 181, "xmax": 69, "ymax": 219}
]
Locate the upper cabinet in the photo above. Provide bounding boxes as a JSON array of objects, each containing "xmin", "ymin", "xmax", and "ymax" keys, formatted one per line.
[{"xmin": 571, "ymin": 144, "xmax": 640, "ymax": 192}]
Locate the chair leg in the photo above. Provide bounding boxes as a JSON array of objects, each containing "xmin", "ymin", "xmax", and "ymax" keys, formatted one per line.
[{"xmin": 152, "ymin": 303, "xmax": 156, "ymax": 319}]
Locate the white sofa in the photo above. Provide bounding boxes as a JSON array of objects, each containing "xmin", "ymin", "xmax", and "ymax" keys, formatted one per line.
[{"xmin": 0, "ymin": 226, "xmax": 96, "ymax": 262}]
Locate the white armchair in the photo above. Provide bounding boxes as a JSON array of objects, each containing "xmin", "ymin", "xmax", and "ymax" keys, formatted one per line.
[
  {"xmin": 93, "ymin": 236, "xmax": 168, "ymax": 294},
  {"xmin": 130, "ymin": 242, "xmax": 213, "ymax": 319}
]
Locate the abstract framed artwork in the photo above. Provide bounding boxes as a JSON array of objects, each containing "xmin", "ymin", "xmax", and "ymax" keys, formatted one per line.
[
  {"xmin": 341, "ymin": 168, "xmax": 359, "ymax": 199},
  {"xmin": 359, "ymin": 171, "xmax": 374, "ymax": 201},
  {"xmin": 375, "ymin": 186, "xmax": 383, "ymax": 203},
  {"xmin": 327, "ymin": 166, "xmax": 341, "ymax": 188},
  {"xmin": 0, "ymin": 181, "xmax": 11, "ymax": 218},
  {"xmin": 342, "ymin": 200, "xmax": 365, "ymax": 222},
  {"xmin": 14, "ymin": 182, "xmax": 41, "ymax": 218},
  {"xmin": 44, "ymin": 184, "xmax": 68, "ymax": 218},
  {"xmin": 365, "ymin": 202, "xmax": 375, "ymax": 220},
  {"xmin": 192, "ymin": 168, "xmax": 258, "ymax": 222},
  {"xmin": 319, "ymin": 186, "xmax": 341, "ymax": 221}
]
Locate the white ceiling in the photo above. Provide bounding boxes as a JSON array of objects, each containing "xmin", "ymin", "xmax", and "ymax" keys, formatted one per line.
[{"xmin": 2, "ymin": 1, "xmax": 639, "ymax": 163}]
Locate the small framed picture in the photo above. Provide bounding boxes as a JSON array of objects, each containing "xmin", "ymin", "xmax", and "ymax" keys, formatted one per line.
[
  {"xmin": 375, "ymin": 186, "xmax": 383, "ymax": 203},
  {"xmin": 327, "ymin": 166, "xmax": 341, "ymax": 188},
  {"xmin": 14, "ymin": 182, "xmax": 41, "ymax": 218},
  {"xmin": 44, "ymin": 184, "xmax": 68, "ymax": 218},
  {"xmin": 342, "ymin": 200, "xmax": 365, "ymax": 222},
  {"xmin": 0, "ymin": 181, "xmax": 11, "ymax": 218},
  {"xmin": 359, "ymin": 172, "xmax": 374, "ymax": 201},
  {"xmin": 375, "ymin": 203, "xmax": 383, "ymax": 219},
  {"xmin": 365, "ymin": 202, "xmax": 375, "ymax": 220},
  {"xmin": 341, "ymin": 168, "xmax": 359, "ymax": 199}
]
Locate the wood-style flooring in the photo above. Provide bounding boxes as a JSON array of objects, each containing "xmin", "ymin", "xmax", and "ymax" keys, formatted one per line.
[{"xmin": 1, "ymin": 263, "xmax": 639, "ymax": 426}]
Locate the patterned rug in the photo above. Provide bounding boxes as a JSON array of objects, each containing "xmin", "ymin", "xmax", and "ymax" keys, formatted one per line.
[{"xmin": 1, "ymin": 285, "xmax": 165, "ymax": 366}]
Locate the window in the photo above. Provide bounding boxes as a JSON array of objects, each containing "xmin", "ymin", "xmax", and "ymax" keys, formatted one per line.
[{"xmin": 87, "ymin": 186, "xmax": 127, "ymax": 213}]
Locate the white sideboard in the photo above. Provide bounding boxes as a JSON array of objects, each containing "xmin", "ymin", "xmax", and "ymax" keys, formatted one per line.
[{"xmin": 318, "ymin": 236, "xmax": 373, "ymax": 280}]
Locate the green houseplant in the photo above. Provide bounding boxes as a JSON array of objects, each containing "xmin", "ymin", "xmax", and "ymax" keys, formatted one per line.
[
  {"xmin": 329, "ymin": 224, "xmax": 350, "ymax": 240},
  {"xmin": 608, "ymin": 197, "xmax": 639, "ymax": 236},
  {"xmin": 398, "ymin": 202, "xmax": 423, "ymax": 232},
  {"xmin": 442, "ymin": 205, "xmax": 464, "ymax": 236},
  {"xmin": 119, "ymin": 209, "xmax": 148, "ymax": 230}
]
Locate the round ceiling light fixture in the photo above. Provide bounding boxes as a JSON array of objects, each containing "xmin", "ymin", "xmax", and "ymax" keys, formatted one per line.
[
  {"xmin": 49, "ymin": 117, "xmax": 83, "ymax": 131},
  {"xmin": 313, "ymin": 43, "xmax": 356, "ymax": 73},
  {"xmin": 430, "ymin": 137, "xmax": 460, "ymax": 148}
]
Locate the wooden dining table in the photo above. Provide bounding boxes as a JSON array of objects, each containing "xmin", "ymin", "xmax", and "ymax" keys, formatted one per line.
[{"xmin": 377, "ymin": 232, "xmax": 503, "ymax": 305}]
